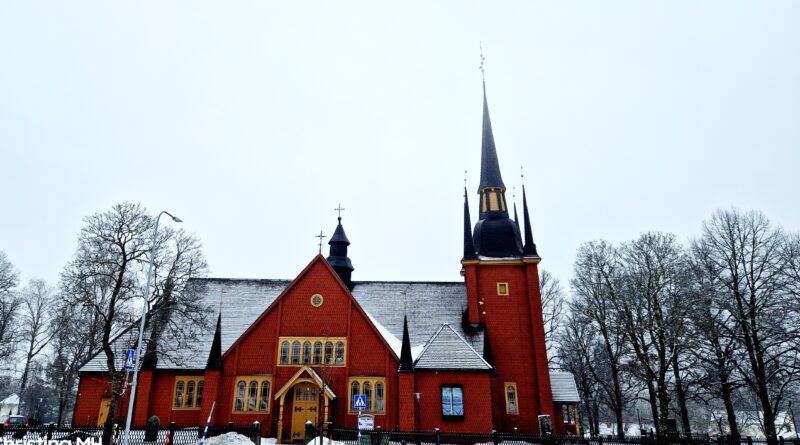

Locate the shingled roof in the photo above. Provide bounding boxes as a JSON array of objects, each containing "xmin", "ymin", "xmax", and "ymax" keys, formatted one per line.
[
  {"xmin": 413, "ymin": 324, "xmax": 492, "ymax": 371},
  {"xmin": 79, "ymin": 278, "xmax": 484, "ymax": 372}
]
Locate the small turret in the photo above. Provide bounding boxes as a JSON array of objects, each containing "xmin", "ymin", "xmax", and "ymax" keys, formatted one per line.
[
  {"xmin": 327, "ymin": 216, "xmax": 354, "ymax": 290},
  {"xmin": 206, "ymin": 313, "xmax": 223, "ymax": 371}
]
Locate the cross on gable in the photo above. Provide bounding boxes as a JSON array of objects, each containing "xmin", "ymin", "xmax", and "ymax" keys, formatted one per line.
[
  {"xmin": 334, "ymin": 204, "xmax": 346, "ymax": 220},
  {"xmin": 315, "ymin": 230, "xmax": 327, "ymax": 254}
]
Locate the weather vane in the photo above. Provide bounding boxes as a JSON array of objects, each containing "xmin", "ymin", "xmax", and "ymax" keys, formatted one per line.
[
  {"xmin": 334, "ymin": 203, "xmax": 346, "ymax": 220},
  {"xmin": 315, "ymin": 230, "xmax": 327, "ymax": 254}
]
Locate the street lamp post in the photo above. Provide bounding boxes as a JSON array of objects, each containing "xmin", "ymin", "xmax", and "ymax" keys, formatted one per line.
[{"xmin": 123, "ymin": 211, "xmax": 182, "ymax": 445}]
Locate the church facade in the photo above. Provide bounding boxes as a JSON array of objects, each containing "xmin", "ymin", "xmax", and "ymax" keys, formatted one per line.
[{"xmin": 72, "ymin": 82, "xmax": 580, "ymax": 441}]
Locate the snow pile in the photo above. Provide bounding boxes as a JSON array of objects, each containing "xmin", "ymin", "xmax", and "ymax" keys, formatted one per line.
[
  {"xmin": 202, "ymin": 432, "xmax": 254, "ymax": 445},
  {"xmin": 260, "ymin": 438, "xmax": 278, "ymax": 445}
]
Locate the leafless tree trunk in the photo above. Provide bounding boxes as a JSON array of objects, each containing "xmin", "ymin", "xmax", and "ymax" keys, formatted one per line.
[{"xmin": 18, "ymin": 279, "xmax": 55, "ymax": 413}]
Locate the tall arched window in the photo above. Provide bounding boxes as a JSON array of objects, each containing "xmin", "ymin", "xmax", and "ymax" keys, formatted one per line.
[
  {"xmin": 280, "ymin": 341, "xmax": 290, "ymax": 364},
  {"xmin": 335, "ymin": 342, "xmax": 345, "ymax": 364},
  {"xmin": 350, "ymin": 381, "xmax": 360, "ymax": 410},
  {"xmin": 248, "ymin": 381, "xmax": 258, "ymax": 411},
  {"xmin": 196, "ymin": 380, "xmax": 204, "ymax": 407},
  {"xmin": 324, "ymin": 342, "xmax": 333, "ymax": 364},
  {"xmin": 234, "ymin": 381, "xmax": 245, "ymax": 411},
  {"xmin": 303, "ymin": 342, "xmax": 312, "ymax": 364},
  {"xmin": 375, "ymin": 382, "xmax": 384, "ymax": 413},
  {"xmin": 291, "ymin": 341, "xmax": 301, "ymax": 365},
  {"xmin": 363, "ymin": 382, "xmax": 372, "ymax": 412},
  {"xmin": 259, "ymin": 381, "xmax": 270, "ymax": 411},
  {"xmin": 313, "ymin": 342, "xmax": 322, "ymax": 364},
  {"xmin": 505, "ymin": 382, "xmax": 518, "ymax": 414},
  {"xmin": 186, "ymin": 380, "xmax": 196, "ymax": 407},
  {"xmin": 174, "ymin": 381, "xmax": 185, "ymax": 408}
]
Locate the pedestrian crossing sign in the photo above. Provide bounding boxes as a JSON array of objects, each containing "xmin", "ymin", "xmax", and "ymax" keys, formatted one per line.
[
  {"xmin": 353, "ymin": 394, "xmax": 367, "ymax": 410},
  {"xmin": 124, "ymin": 349, "xmax": 136, "ymax": 370}
]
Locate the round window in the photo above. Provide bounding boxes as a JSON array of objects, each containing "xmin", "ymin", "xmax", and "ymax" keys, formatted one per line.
[{"xmin": 310, "ymin": 294, "xmax": 323, "ymax": 307}]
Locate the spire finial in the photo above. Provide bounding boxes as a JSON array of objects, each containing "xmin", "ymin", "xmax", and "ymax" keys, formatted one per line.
[
  {"xmin": 334, "ymin": 203, "xmax": 346, "ymax": 222},
  {"xmin": 479, "ymin": 42, "xmax": 486, "ymax": 81},
  {"xmin": 315, "ymin": 230, "xmax": 327, "ymax": 254}
]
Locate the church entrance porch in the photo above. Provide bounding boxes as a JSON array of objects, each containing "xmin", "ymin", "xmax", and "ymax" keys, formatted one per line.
[{"xmin": 273, "ymin": 366, "xmax": 336, "ymax": 443}]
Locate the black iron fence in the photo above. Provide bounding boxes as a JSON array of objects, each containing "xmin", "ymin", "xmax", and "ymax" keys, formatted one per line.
[
  {"xmin": 328, "ymin": 427, "xmax": 800, "ymax": 445},
  {"xmin": 0, "ymin": 422, "xmax": 261, "ymax": 445}
]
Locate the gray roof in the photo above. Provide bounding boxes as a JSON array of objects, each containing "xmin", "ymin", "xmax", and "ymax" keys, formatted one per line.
[
  {"xmin": 413, "ymin": 324, "xmax": 492, "ymax": 371},
  {"xmin": 550, "ymin": 371, "xmax": 580, "ymax": 402},
  {"xmin": 80, "ymin": 278, "xmax": 484, "ymax": 372}
]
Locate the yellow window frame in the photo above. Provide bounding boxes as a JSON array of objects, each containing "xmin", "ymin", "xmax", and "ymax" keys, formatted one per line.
[
  {"xmin": 347, "ymin": 377, "xmax": 386, "ymax": 415},
  {"xmin": 172, "ymin": 376, "xmax": 204, "ymax": 410},
  {"xmin": 232, "ymin": 375, "xmax": 273, "ymax": 413}
]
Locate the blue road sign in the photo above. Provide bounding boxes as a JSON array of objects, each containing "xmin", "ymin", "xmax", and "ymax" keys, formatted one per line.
[
  {"xmin": 124, "ymin": 349, "xmax": 136, "ymax": 370},
  {"xmin": 353, "ymin": 394, "xmax": 367, "ymax": 410}
]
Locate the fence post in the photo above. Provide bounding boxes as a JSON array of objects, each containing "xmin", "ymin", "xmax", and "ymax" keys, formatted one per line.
[
  {"xmin": 375, "ymin": 426, "xmax": 383, "ymax": 445},
  {"xmin": 779, "ymin": 437, "xmax": 785, "ymax": 445},
  {"xmin": 47, "ymin": 423, "xmax": 55, "ymax": 441},
  {"xmin": 253, "ymin": 421, "xmax": 261, "ymax": 445},
  {"xmin": 168, "ymin": 422, "xmax": 176, "ymax": 445},
  {"xmin": 434, "ymin": 428, "xmax": 441, "ymax": 445},
  {"xmin": 227, "ymin": 422, "xmax": 234, "ymax": 434},
  {"xmin": 598, "ymin": 435, "xmax": 604, "ymax": 445},
  {"xmin": 492, "ymin": 430, "xmax": 499, "ymax": 445}
]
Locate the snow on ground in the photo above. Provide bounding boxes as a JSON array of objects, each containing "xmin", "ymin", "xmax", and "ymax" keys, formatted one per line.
[
  {"xmin": 202, "ymin": 432, "xmax": 255, "ymax": 445},
  {"xmin": 305, "ymin": 437, "xmax": 346, "ymax": 445},
  {"xmin": 261, "ymin": 438, "xmax": 278, "ymax": 445}
]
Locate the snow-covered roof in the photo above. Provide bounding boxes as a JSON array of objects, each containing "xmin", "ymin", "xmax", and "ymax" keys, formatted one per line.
[
  {"xmin": 0, "ymin": 394, "xmax": 19, "ymax": 405},
  {"xmin": 413, "ymin": 324, "xmax": 492, "ymax": 371},
  {"xmin": 549, "ymin": 371, "xmax": 580, "ymax": 402},
  {"xmin": 80, "ymin": 278, "xmax": 483, "ymax": 372}
]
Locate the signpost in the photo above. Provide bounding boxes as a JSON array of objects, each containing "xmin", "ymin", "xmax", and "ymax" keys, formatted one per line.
[{"xmin": 124, "ymin": 349, "xmax": 136, "ymax": 370}]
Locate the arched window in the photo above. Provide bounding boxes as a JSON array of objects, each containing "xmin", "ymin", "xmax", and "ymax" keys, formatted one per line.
[
  {"xmin": 310, "ymin": 386, "xmax": 317, "ymax": 401},
  {"xmin": 324, "ymin": 342, "xmax": 333, "ymax": 364},
  {"xmin": 313, "ymin": 342, "xmax": 322, "ymax": 364},
  {"xmin": 291, "ymin": 341, "xmax": 301, "ymax": 365},
  {"xmin": 196, "ymin": 380, "xmax": 204, "ymax": 407},
  {"xmin": 350, "ymin": 381, "xmax": 360, "ymax": 410},
  {"xmin": 259, "ymin": 381, "xmax": 270, "ymax": 411},
  {"xmin": 186, "ymin": 380, "xmax": 196, "ymax": 407},
  {"xmin": 335, "ymin": 342, "xmax": 345, "ymax": 365},
  {"xmin": 375, "ymin": 382, "xmax": 384, "ymax": 413},
  {"xmin": 174, "ymin": 381, "xmax": 185, "ymax": 408},
  {"xmin": 248, "ymin": 381, "xmax": 258, "ymax": 411},
  {"xmin": 296, "ymin": 385, "xmax": 303, "ymax": 401},
  {"xmin": 235, "ymin": 381, "xmax": 245, "ymax": 411},
  {"xmin": 303, "ymin": 342, "xmax": 312, "ymax": 364},
  {"xmin": 363, "ymin": 382, "xmax": 372, "ymax": 412},
  {"xmin": 280, "ymin": 341, "xmax": 290, "ymax": 364},
  {"xmin": 505, "ymin": 382, "xmax": 518, "ymax": 414}
]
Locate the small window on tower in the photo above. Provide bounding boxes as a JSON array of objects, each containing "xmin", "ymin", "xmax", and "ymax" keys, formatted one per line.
[{"xmin": 497, "ymin": 282, "xmax": 509, "ymax": 296}]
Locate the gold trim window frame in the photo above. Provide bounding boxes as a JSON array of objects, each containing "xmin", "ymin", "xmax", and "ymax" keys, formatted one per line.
[
  {"xmin": 504, "ymin": 381, "xmax": 519, "ymax": 415},
  {"xmin": 232, "ymin": 375, "xmax": 273, "ymax": 414},
  {"xmin": 497, "ymin": 282, "xmax": 509, "ymax": 296},
  {"xmin": 172, "ymin": 376, "xmax": 204, "ymax": 410},
  {"xmin": 277, "ymin": 337, "xmax": 347, "ymax": 367},
  {"xmin": 347, "ymin": 377, "xmax": 386, "ymax": 415}
]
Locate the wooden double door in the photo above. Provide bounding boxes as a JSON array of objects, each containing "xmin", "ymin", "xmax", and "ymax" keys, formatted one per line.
[{"xmin": 290, "ymin": 383, "xmax": 319, "ymax": 442}]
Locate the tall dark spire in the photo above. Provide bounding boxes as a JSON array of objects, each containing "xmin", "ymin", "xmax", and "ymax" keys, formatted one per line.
[
  {"xmin": 513, "ymin": 201, "xmax": 519, "ymax": 224},
  {"xmin": 522, "ymin": 185, "xmax": 539, "ymax": 257},
  {"xmin": 463, "ymin": 188, "xmax": 477, "ymax": 261},
  {"xmin": 479, "ymin": 83, "xmax": 506, "ymax": 192},
  {"xmin": 399, "ymin": 315, "xmax": 413, "ymax": 372},
  {"xmin": 327, "ymin": 216, "xmax": 354, "ymax": 290},
  {"xmin": 206, "ymin": 312, "xmax": 223, "ymax": 371},
  {"xmin": 471, "ymin": 78, "xmax": 523, "ymax": 258}
]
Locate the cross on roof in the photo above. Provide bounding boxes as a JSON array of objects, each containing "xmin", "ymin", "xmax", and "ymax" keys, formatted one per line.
[
  {"xmin": 479, "ymin": 42, "xmax": 485, "ymax": 77},
  {"xmin": 315, "ymin": 230, "xmax": 327, "ymax": 254},
  {"xmin": 334, "ymin": 203, "xmax": 345, "ymax": 220}
]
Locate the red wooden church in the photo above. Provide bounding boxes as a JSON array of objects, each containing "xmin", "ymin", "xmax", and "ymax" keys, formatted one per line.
[{"xmin": 72, "ymin": 81, "xmax": 580, "ymax": 441}]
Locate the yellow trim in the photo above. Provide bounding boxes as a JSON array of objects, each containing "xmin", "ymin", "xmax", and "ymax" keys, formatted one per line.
[
  {"xmin": 273, "ymin": 366, "xmax": 336, "ymax": 401},
  {"xmin": 232, "ymin": 375, "xmax": 273, "ymax": 414},
  {"xmin": 347, "ymin": 377, "xmax": 387, "ymax": 415},
  {"xmin": 504, "ymin": 382, "xmax": 519, "ymax": 415},
  {"xmin": 497, "ymin": 282, "xmax": 509, "ymax": 296},
  {"xmin": 460, "ymin": 257, "xmax": 542, "ymax": 266},
  {"xmin": 277, "ymin": 337, "xmax": 347, "ymax": 367},
  {"xmin": 172, "ymin": 376, "xmax": 204, "ymax": 410}
]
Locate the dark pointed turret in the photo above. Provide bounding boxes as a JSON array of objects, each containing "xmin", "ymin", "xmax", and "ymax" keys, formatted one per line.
[
  {"xmin": 522, "ymin": 185, "xmax": 539, "ymax": 257},
  {"xmin": 513, "ymin": 201, "xmax": 519, "ymax": 224},
  {"xmin": 472, "ymin": 82, "xmax": 523, "ymax": 258},
  {"xmin": 327, "ymin": 217, "xmax": 354, "ymax": 290},
  {"xmin": 462, "ymin": 188, "xmax": 477, "ymax": 261},
  {"xmin": 206, "ymin": 312, "xmax": 223, "ymax": 371},
  {"xmin": 399, "ymin": 315, "xmax": 413, "ymax": 372}
]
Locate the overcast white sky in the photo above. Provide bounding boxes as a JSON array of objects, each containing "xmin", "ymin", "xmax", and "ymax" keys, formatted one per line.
[{"xmin": 1, "ymin": 2, "xmax": 798, "ymax": 292}]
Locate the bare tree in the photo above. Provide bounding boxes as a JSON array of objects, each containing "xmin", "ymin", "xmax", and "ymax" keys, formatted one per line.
[
  {"xmin": 540, "ymin": 268, "xmax": 565, "ymax": 365},
  {"xmin": 612, "ymin": 232, "xmax": 689, "ymax": 437},
  {"xmin": 0, "ymin": 251, "xmax": 20, "ymax": 368},
  {"xmin": 696, "ymin": 208, "xmax": 800, "ymax": 439},
  {"xmin": 18, "ymin": 278, "xmax": 56, "ymax": 413},
  {"xmin": 558, "ymin": 312, "xmax": 601, "ymax": 435},
  {"xmin": 570, "ymin": 240, "xmax": 632, "ymax": 438}
]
